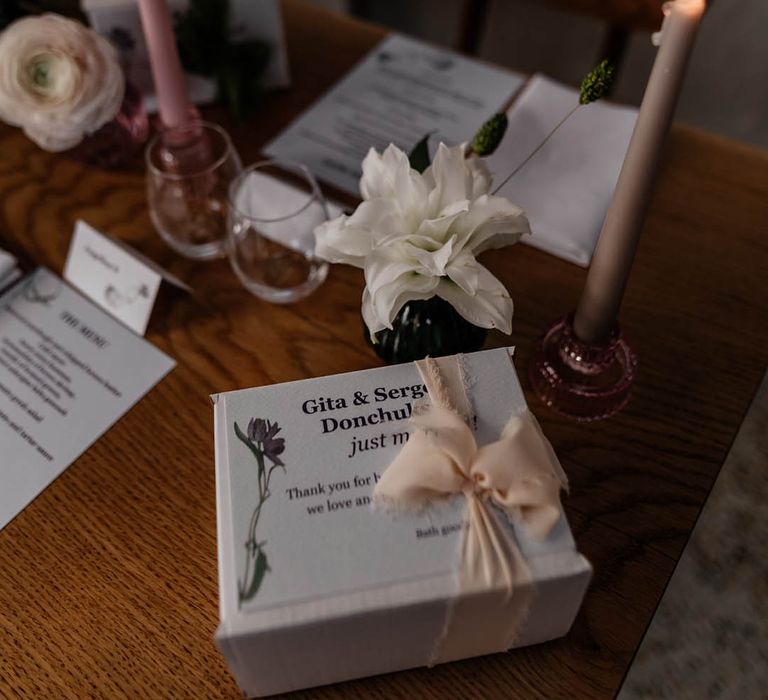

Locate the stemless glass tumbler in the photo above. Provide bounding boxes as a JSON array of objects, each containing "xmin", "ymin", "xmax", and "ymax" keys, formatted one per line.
[
  {"xmin": 227, "ymin": 160, "xmax": 329, "ymax": 303},
  {"xmin": 146, "ymin": 121, "xmax": 242, "ymax": 260}
]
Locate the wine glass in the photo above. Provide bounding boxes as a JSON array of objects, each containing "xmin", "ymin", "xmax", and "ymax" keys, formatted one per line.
[
  {"xmin": 227, "ymin": 159, "xmax": 329, "ymax": 303},
  {"xmin": 146, "ymin": 121, "xmax": 242, "ymax": 260}
]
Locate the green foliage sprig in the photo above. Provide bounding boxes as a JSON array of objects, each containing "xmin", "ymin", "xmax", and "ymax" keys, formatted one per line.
[
  {"xmin": 408, "ymin": 59, "xmax": 616, "ymax": 190},
  {"xmin": 471, "ymin": 113, "xmax": 508, "ymax": 156},
  {"xmin": 492, "ymin": 59, "xmax": 616, "ymax": 194},
  {"xmin": 580, "ymin": 59, "xmax": 616, "ymax": 105},
  {"xmin": 174, "ymin": 0, "xmax": 270, "ymax": 119},
  {"xmin": 408, "ymin": 132, "xmax": 432, "ymax": 173},
  {"xmin": 407, "ymin": 111, "xmax": 508, "ymax": 173}
]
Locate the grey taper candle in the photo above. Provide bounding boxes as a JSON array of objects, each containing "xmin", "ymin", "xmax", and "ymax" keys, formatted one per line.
[{"xmin": 574, "ymin": 0, "xmax": 706, "ymax": 344}]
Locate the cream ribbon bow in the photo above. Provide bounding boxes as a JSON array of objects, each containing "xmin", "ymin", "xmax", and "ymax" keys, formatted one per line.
[{"xmin": 373, "ymin": 355, "xmax": 567, "ymax": 663}]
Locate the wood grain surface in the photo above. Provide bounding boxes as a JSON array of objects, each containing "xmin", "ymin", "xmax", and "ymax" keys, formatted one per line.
[{"xmin": 1, "ymin": 1, "xmax": 767, "ymax": 698}]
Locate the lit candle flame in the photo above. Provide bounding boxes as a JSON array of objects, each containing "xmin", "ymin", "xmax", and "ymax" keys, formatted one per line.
[{"xmin": 653, "ymin": 0, "xmax": 706, "ymax": 46}]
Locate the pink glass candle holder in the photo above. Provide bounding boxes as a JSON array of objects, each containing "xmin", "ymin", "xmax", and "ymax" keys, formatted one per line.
[
  {"xmin": 529, "ymin": 313, "xmax": 637, "ymax": 422},
  {"xmin": 69, "ymin": 80, "xmax": 149, "ymax": 169}
]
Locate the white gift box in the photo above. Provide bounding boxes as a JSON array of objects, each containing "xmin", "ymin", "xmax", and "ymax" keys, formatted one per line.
[{"xmin": 212, "ymin": 347, "xmax": 591, "ymax": 697}]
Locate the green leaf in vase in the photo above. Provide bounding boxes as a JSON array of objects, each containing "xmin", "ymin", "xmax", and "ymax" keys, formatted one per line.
[
  {"xmin": 175, "ymin": 0, "xmax": 229, "ymax": 75},
  {"xmin": 408, "ymin": 133, "xmax": 432, "ymax": 174},
  {"xmin": 175, "ymin": 0, "xmax": 271, "ymax": 119},
  {"xmin": 221, "ymin": 41, "xmax": 271, "ymax": 119}
]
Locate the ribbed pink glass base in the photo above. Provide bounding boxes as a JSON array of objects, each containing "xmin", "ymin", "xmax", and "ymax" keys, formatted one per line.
[
  {"xmin": 529, "ymin": 314, "xmax": 638, "ymax": 422},
  {"xmin": 70, "ymin": 81, "xmax": 148, "ymax": 169}
]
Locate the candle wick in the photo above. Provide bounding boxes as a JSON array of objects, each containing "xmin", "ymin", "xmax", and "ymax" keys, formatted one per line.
[{"xmin": 491, "ymin": 105, "xmax": 580, "ymax": 195}]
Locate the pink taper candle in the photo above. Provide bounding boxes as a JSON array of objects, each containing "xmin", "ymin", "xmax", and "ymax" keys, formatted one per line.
[
  {"xmin": 137, "ymin": 0, "xmax": 192, "ymax": 129},
  {"xmin": 574, "ymin": 0, "xmax": 706, "ymax": 344}
]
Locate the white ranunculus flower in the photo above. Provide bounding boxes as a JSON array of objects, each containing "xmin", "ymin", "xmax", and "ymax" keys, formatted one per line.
[
  {"xmin": 0, "ymin": 14, "xmax": 125, "ymax": 152},
  {"xmin": 315, "ymin": 142, "xmax": 531, "ymax": 337}
]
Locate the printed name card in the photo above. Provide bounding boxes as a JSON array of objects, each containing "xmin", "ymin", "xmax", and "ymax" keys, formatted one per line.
[{"xmin": 64, "ymin": 220, "xmax": 190, "ymax": 336}]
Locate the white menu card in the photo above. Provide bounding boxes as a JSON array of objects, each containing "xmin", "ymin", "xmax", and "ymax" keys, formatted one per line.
[
  {"xmin": 0, "ymin": 268, "xmax": 175, "ymax": 530},
  {"xmin": 265, "ymin": 34, "xmax": 525, "ymax": 196}
]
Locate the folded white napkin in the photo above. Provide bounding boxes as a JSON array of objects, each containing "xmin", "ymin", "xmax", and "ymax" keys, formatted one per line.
[
  {"xmin": 487, "ymin": 74, "xmax": 637, "ymax": 266},
  {"xmin": 0, "ymin": 247, "xmax": 20, "ymax": 290},
  {"xmin": 232, "ymin": 172, "xmax": 344, "ymax": 255}
]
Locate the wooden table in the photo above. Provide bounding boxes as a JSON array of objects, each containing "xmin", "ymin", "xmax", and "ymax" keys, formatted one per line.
[{"xmin": 1, "ymin": 2, "xmax": 767, "ymax": 698}]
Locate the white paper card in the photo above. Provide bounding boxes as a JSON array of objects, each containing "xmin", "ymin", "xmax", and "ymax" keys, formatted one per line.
[
  {"xmin": 83, "ymin": 0, "xmax": 290, "ymax": 112},
  {"xmin": 264, "ymin": 34, "xmax": 525, "ymax": 196},
  {"xmin": 64, "ymin": 220, "xmax": 163, "ymax": 336},
  {"xmin": 488, "ymin": 75, "xmax": 637, "ymax": 266},
  {"xmin": 0, "ymin": 268, "xmax": 175, "ymax": 530},
  {"xmin": 215, "ymin": 347, "xmax": 576, "ymax": 614}
]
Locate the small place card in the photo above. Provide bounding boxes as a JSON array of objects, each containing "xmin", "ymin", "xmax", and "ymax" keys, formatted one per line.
[{"xmin": 63, "ymin": 220, "xmax": 189, "ymax": 336}]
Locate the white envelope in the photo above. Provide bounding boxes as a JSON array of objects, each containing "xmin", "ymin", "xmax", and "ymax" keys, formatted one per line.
[{"xmin": 488, "ymin": 75, "xmax": 637, "ymax": 266}]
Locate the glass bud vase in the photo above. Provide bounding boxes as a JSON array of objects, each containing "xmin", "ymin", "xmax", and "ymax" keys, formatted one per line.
[
  {"xmin": 69, "ymin": 80, "xmax": 149, "ymax": 170},
  {"xmin": 368, "ymin": 297, "xmax": 488, "ymax": 365}
]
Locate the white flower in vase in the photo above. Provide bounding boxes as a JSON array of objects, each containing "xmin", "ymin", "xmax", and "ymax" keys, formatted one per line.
[
  {"xmin": 315, "ymin": 142, "xmax": 530, "ymax": 337},
  {"xmin": 0, "ymin": 14, "xmax": 124, "ymax": 152}
]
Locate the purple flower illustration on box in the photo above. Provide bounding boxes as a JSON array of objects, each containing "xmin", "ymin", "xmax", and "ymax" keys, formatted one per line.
[{"xmin": 234, "ymin": 417, "xmax": 286, "ymax": 605}]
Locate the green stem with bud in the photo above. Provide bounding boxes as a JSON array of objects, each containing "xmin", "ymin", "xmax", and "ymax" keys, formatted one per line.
[{"xmin": 491, "ymin": 104, "xmax": 580, "ymax": 195}]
